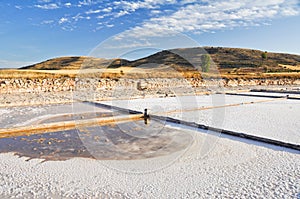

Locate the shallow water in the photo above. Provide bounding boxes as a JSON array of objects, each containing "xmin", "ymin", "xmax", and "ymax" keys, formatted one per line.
[
  {"xmin": 0, "ymin": 102, "xmax": 114, "ymax": 128},
  {"xmin": 0, "ymin": 119, "xmax": 192, "ymax": 161},
  {"xmin": 0, "ymin": 129, "xmax": 92, "ymax": 161}
]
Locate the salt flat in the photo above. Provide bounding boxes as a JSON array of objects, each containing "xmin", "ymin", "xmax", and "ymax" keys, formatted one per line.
[
  {"xmin": 103, "ymin": 94, "xmax": 270, "ymax": 116},
  {"xmin": 102, "ymin": 94, "xmax": 300, "ymax": 144},
  {"xmin": 0, "ymin": 94, "xmax": 299, "ymax": 198},
  {"xmin": 0, "ymin": 126, "xmax": 299, "ymax": 198},
  {"xmin": 179, "ymin": 99, "xmax": 300, "ymax": 145},
  {"xmin": 0, "ymin": 102, "xmax": 112, "ymax": 128}
]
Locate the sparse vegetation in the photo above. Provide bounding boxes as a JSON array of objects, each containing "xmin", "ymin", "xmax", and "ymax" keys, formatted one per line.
[
  {"xmin": 201, "ymin": 54, "xmax": 211, "ymax": 72},
  {"xmin": 261, "ymin": 51, "xmax": 268, "ymax": 60},
  {"xmin": 0, "ymin": 69, "xmax": 74, "ymax": 79},
  {"xmin": 261, "ymin": 51, "xmax": 268, "ymax": 66}
]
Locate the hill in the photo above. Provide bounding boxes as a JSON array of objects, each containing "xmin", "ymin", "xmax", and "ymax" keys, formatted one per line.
[
  {"xmin": 20, "ymin": 56, "xmax": 114, "ymax": 70},
  {"xmin": 20, "ymin": 47, "xmax": 300, "ymax": 74}
]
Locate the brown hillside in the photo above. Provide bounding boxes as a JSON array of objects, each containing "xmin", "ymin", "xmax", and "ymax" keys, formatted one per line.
[
  {"xmin": 20, "ymin": 47, "xmax": 300, "ymax": 73},
  {"xmin": 205, "ymin": 47, "xmax": 300, "ymax": 68},
  {"xmin": 101, "ymin": 47, "xmax": 300, "ymax": 73},
  {"xmin": 21, "ymin": 56, "xmax": 114, "ymax": 70}
]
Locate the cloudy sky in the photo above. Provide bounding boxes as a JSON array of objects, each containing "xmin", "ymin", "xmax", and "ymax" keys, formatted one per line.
[{"xmin": 0, "ymin": 0, "xmax": 299, "ymax": 68}]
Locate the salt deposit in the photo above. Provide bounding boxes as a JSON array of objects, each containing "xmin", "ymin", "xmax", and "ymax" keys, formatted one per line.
[
  {"xmin": 0, "ymin": 93, "xmax": 299, "ymax": 198},
  {"xmin": 0, "ymin": 127, "xmax": 299, "ymax": 198},
  {"xmin": 102, "ymin": 95, "xmax": 300, "ymax": 145},
  {"xmin": 0, "ymin": 102, "xmax": 111, "ymax": 128},
  {"xmin": 185, "ymin": 99, "xmax": 300, "ymax": 145}
]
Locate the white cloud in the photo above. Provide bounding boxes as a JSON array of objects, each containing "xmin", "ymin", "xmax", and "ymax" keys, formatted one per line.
[
  {"xmin": 35, "ymin": 3, "xmax": 60, "ymax": 10},
  {"xmin": 65, "ymin": 3, "xmax": 72, "ymax": 8},
  {"xmin": 85, "ymin": 9, "xmax": 101, "ymax": 14},
  {"xmin": 102, "ymin": 7, "xmax": 112, "ymax": 12},
  {"xmin": 38, "ymin": 0, "xmax": 52, "ymax": 3},
  {"xmin": 180, "ymin": 0, "xmax": 197, "ymax": 5},
  {"xmin": 78, "ymin": 0, "xmax": 96, "ymax": 6},
  {"xmin": 106, "ymin": 24, "xmax": 114, "ymax": 28},
  {"xmin": 113, "ymin": 0, "xmax": 177, "ymax": 12},
  {"xmin": 15, "ymin": 5, "xmax": 22, "ymax": 10},
  {"xmin": 115, "ymin": 10, "xmax": 130, "ymax": 18},
  {"xmin": 281, "ymin": 6, "xmax": 299, "ymax": 16},
  {"xmin": 151, "ymin": 10, "xmax": 161, "ymax": 14},
  {"xmin": 116, "ymin": 0, "xmax": 300, "ymax": 39},
  {"xmin": 31, "ymin": 0, "xmax": 299, "ymax": 35},
  {"xmin": 41, "ymin": 20, "xmax": 54, "ymax": 24},
  {"xmin": 58, "ymin": 17, "xmax": 68, "ymax": 24},
  {"xmin": 102, "ymin": 0, "xmax": 179, "ymax": 19},
  {"xmin": 72, "ymin": 13, "xmax": 85, "ymax": 21},
  {"xmin": 61, "ymin": 26, "xmax": 74, "ymax": 31}
]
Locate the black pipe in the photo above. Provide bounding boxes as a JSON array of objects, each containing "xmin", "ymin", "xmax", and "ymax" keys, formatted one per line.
[
  {"xmin": 85, "ymin": 101, "xmax": 300, "ymax": 151},
  {"xmin": 251, "ymin": 89, "xmax": 300, "ymax": 95},
  {"xmin": 150, "ymin": 114, "xmax": 300, "ymax": 151}
]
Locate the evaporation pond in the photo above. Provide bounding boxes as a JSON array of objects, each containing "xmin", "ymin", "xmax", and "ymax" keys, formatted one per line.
[{"xmin": 0, "ymin": 119, "xmax": 193, "ymax": 161}]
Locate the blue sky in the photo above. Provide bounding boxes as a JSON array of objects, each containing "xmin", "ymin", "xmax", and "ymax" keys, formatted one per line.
[{"xmin": 0, "ymin": 0, "xmax": 299, "ymax": 68}]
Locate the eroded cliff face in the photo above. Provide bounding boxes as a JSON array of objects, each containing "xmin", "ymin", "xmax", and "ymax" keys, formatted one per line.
[
  {"xmin": 1, "ymin": 77, "xmax": 300, "ymax": 95},
  {"xmin": 223, "ymin": 78, "xmax": 300, "ymax": 87},
  {"xmin": 0, "ymin": 77, "xmax": 299, "ymax": 106},
  {"xmin": 0, "ymin": 78, "xmax": 75, "ymax": 93}
]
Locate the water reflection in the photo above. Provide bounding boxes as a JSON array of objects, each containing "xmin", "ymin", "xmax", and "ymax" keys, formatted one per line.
[{"xmin": 0, "ymin": 120, "xmax": 192, "ymax": 161}]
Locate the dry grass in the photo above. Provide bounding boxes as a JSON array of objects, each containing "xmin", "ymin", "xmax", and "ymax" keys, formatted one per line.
[
  {"xmin": 0, "ymin": 69, "xmax": 74, "ymax": 79},
  {"xmin": 1, "ymin": 67, "xmax": 300, "ymax": 80},
  {"xmin": 0, "ymin": 68, "xmax": 183, "ymax": 79},
  {"xmin": 21, "ymin": 56, "xmax": 113, "ymax": 70},
  {"xmin": 278, "ymin": 64, "xmax": 300, "ymax": 71}
]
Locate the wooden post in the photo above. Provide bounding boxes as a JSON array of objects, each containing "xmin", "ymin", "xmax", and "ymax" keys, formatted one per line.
[
  {"xmin": 144, "ymin": 109, "xmax": 148, "ymax": 118},
  {"xmin": 144, "ymin": 108, "xmax": 149, "ymax": 125}
]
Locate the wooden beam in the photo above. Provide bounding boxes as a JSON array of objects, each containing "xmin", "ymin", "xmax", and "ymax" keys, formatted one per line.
[{"xmin": 0, "ymin": 114, "xmax": 143, "ymax": 139}]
